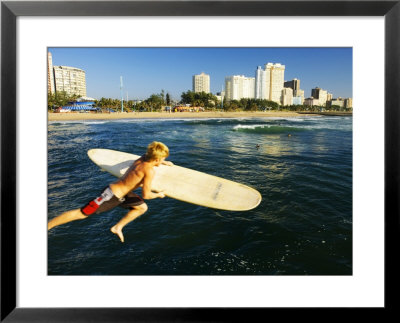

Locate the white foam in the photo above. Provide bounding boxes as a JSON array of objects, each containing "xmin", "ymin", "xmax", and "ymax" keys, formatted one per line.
[
  {"xmin": 82, "ymin": 121, "xmax": 107, "ymax": 125},
  {"xmin": 233, "ymin": 124, "xmax": 270, "ymax": 130}
]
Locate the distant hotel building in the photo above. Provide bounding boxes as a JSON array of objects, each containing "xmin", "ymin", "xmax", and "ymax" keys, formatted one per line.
[
  {"xmin": 311, "ymin": 87, "xmax": 328, "ymax": 106},
  {"xmin": 267, "ymin": 63, "xmax": 285, "ymax": 104},
  {"xmin": 225, "ymin": 75, "xmax": 255, "ymax": 101},
  {"xmin": 284, "ymin": 79, "xmax": 300, "ymax": 95},
  {"xmin": 255, "ymin": 63, "xmax": 285, "ymax": 104},
  {"xmin": 327, "ymin": 97, "xmax": 352, "ymax": 109},
  {"xmin": 304, "ymin": 97, "xmax": 319, "ymax": 107},
  {"xmin": 255, "ymin": 66, "xmax": 268, "ymax": 100},
  {"xmin": 47, "ymin": 52, "xmax": 87, "ymax": 97},
  {"xmin": 53, "ymin": 66, "xmax": 87, "ymax": 97},
  {"xmin": 284, "ymin": 78, "xmax": 304, "ymax": 105},
  {"xmin": 281, "ymin": 88, "xmax": 293, "ymax": 106},
  {"xmin": 329, "ymin": 98, "xmax": 345, "ymax": 108},
  {"xmin": 193, "ymin": 72, "xmax": 210, "ymax": 93}
]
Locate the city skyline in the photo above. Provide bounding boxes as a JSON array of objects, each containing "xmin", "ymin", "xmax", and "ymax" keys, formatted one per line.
[{"xmin": 48, "ymin": 47, "xmax": 352, "ymax": 101}]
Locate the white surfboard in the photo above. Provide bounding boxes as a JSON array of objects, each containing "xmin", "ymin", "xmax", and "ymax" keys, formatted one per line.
[{"xmin": 87, "ymin": 149, "xmax": 262, "ymax": 211}]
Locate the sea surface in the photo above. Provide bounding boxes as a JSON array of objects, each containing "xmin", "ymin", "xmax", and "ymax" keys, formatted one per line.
[{"xmin": 48, "ymin": 116, "xmax": 352, "ymax": 275}]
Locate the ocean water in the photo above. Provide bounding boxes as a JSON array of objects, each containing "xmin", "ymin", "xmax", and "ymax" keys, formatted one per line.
[{"xmin": 48, "ymin": 116, "xmax": 352, "ymax": 275}]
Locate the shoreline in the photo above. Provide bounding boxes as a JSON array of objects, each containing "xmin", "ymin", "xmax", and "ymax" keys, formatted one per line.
[{"xmin": 48, "ymin": 111, "xmax": 351, "ymax": 121}]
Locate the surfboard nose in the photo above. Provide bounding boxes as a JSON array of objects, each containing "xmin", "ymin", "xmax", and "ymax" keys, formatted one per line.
[{"xmin": 87, "ymin": 149, "xmax": 98, "ymax": 160}]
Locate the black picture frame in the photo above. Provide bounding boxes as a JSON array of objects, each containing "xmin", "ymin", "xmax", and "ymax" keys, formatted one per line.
[{"xmin": 1, "ymin": 0, "xmax": 399, "ymax": 321}]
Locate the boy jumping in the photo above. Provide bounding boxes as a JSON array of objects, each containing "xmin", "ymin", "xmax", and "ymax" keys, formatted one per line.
[{"xmin": 48, "ymin": 141, "xmax": 172, "ymax": 243}]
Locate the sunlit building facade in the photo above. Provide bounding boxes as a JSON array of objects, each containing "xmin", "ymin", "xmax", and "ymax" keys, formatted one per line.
[
  {"xmin": 281, "ymin": 87, "xmax": 293, "ymax": 106},
  {"xmin": 53, "ymin": 65, "xmax": 87, "ymax": 97},
  {"xmin": 225, "ymin": 75, "xmax": 255, "ymax": 101},
  {"xmin": 255, "ymin": 66, "xmax": 268, "ymax": 100},
  {"xmin": 193, "ymin": 72, "xmax": 210, "ymax": 93},
  {"xmin": 266, "ymin": 63, "xmax": 285, "ymax": 104},
  {"xmin": 311, "ymin": 87, "xmax": 328, "ymax": 106},
  {"xmin": 254, "ymin": 63, "xmax": 285, "ymax": 104}
]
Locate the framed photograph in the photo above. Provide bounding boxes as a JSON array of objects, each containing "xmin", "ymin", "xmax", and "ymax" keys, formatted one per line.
[{"xmin": 2, "ymin": 0, "xmax": 399, "ymax": 321}]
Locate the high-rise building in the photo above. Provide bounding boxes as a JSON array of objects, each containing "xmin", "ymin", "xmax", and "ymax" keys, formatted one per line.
[
  {"xmin": 47, "ymin": 52, "xmax": 55, "ymax": 94},
  {"xmin": 344, "ymin": 98, "xmax": 353, "ymax": 108},
  {"xmin": 284, "ymin": 78, "xmax": 304, "ymax": 105},
  {"xmin": 311, "ymin": 87, "xmax": 328, "ymax": 106},
  {"xmin": 53, "ymin": 66, "xmax": 87, "ymax": 97},
  {"xmin": 319, "ymin": 91, "xmax": 328, "ymax": 106},
  {"xmin": 284, "ymin": 78, "xmax": 305, "ymax": 97},
  {"xmin": 193, "ymin": 72, "xmax": 210, "ymax": 93},
  {"xmin": 225, "ymin": 75, "xmax": 255, "ymax": 101},
  {"xmin": 255, "ymin": 66, "xmax": 268, "ymax": 100},
  {"xmin": 281, "ymin": 88, "xmax": 293, "ymax": 106},
  {"xmin": 284, "ymin": 79, "xmax": 300, "ymax": 94},
  {"xmin": 266, "ymin": 63, "xmax": 285, "ymax": 104},
  {"xmin": 254, "ymin": 63, "xmax": 285, "ymax": 104}
]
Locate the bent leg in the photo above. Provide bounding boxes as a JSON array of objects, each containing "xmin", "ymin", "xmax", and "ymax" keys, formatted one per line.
[
  {"xmin": 111, "ymin": 203, "xmax": 148, "ymax": 243},
  {"xmin": 48, "ymin": 208, "xmax": 87, "ymax": 230}
]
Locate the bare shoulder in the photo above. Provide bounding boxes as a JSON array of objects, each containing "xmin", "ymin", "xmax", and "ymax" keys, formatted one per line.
[{"xmin": 142, "ymin": 163, "xmax": 155, "ymax": 176}]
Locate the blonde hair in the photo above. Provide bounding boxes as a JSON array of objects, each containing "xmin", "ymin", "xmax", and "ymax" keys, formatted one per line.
[{"xmin": 145, "ymin": 141, "xmax": 169, "ymax": 161}]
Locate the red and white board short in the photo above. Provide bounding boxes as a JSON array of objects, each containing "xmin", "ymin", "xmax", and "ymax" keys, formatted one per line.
[{"xmin": 81, "ymin": 186, "xmax": 144, "ymax": 216}]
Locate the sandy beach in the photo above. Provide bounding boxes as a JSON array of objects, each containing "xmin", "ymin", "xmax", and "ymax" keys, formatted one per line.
[{"xmin": 48, "ymin": 111, "xmax": 316, "ymax": 121}]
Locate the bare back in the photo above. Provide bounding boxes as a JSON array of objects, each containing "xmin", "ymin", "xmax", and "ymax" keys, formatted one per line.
[{"xmin": 109, "ymin": 156, "xmax": 154, "ymax": 198}]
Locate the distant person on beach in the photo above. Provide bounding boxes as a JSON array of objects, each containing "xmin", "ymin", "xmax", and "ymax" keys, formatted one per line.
[{"xmin": 48, "ymin": 141, "xmax": 173, "ymax": 243}]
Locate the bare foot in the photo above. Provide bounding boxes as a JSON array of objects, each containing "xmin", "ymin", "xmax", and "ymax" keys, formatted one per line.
[{"xmin": 111, "ymin": 226, "xmax": 124, "ymax": 243}]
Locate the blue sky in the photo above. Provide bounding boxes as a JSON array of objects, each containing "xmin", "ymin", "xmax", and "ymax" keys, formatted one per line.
[{"xmin": 49, "ymin": 47, "xmax": 352, "ymax": 101}]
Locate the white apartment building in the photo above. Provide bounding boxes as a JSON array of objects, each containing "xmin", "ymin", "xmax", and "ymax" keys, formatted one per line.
[
  {"xmin": 255, "ymin": 63, "xmax": 285, "ymax": 104},
  {"xmin": 304, "ymin": 97, "xmax": 319, "ymax": 107},
  {"xmin": 225, "ymin": 75, "xmax": 255, "ymax": 101},
  {"xmin": 193, "ymin": 72, "xmax": 210, "ymax": 93},
  {"xmin": 255, "ymin": 66, "xmax": 268, "ymax": 100},
  {"xmin": 47, "ymin": 52, "xmax": 55, "ymax": 94},
  {"xmin": 281, "ymin": 88, "xmax": 293, "ymax": 106},
  {"xmin": 53, "ymin": 65, "xmax": 87, "ymax": 97},
  {"xmin": 319, "ymin": 90, "xmax": 328, "ymax": 106},
  {"xmin": 311, "ymin": 87, "xmax": 328, "ymax": 106},
  {"xmin": 330, "ymin": 98, "xmax": 345, "ymax": 108},
  {"xmin": 284, "ymin": 78, "xmax": 304, "ymax": 105}
]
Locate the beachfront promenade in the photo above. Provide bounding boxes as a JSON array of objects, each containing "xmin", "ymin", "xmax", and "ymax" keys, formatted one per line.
[{"xmin": 48, "ymin": 111, "xmax": 351, "ymax": 121}]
